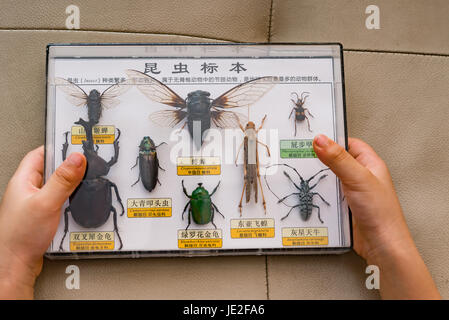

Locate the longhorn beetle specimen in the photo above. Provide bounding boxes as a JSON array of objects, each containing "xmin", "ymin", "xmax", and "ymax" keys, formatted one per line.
[
  {"xmin": 235, "ymin": 115, "xmax": 271, "ymax": 216},
  {"xmin": 265, "ymin": 164, "xmax": 330, "ymax": 223},
  {"xmin": 289, "ymin": 92, "xmax": 314, "ymax": 135},
  {"xmin": 181, "ymin": 180, "xmax": 224, "ymax": 230}
]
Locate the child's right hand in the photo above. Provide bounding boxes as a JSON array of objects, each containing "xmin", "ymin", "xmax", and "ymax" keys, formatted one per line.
[
  {"xmin": 313, "ymin": 135, "xmax": 440, "ymax": 299},
  {"xmin": 313, "ymin": 135, "xmax": 411, "ymax": 263}
]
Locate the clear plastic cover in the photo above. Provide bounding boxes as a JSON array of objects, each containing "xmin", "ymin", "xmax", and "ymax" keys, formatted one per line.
[{"xmin": 45, "ymin": 43, "xmax": 351, "ymax": 259}]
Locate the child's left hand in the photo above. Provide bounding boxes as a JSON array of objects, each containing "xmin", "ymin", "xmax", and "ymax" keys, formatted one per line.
[{"xmin": 0, "ymin": 146, "xmax": 86, "ymax": 299}]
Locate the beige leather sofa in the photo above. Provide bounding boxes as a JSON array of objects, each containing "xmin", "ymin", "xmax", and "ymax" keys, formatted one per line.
[{"xmin": 0, "ymin": 0, "xmax": 448, "ymax": 299}]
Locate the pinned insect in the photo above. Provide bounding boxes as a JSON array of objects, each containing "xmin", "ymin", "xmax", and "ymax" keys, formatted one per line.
[
  {"xmin": 126, "ymin": 69, "xmax": 275, "ymax": 148},
  {"xmin": 55, "ymin": 78, "xmax": 128, "ymax": 251},
  {"xmin": 235, "ymin": 115, "xmax": 270, "ymax": 215},
  {"xmin": 181, "ymin": 180, "xmax": 224, "ymax": 230},
  {"xmin": 289, "ymin": 92, "xmax": 314, "ymax": 135},
  {"xmin": 131, "ymin": 136, "xmax": 166, "ymax": 192},
  {"xmin": 265, "ymin": 164, "xmax": 330, "ymax": 223},
  {"xmin": 55, "ymin": 77, "xmax": 132, "ymax": 126},
  {"xmin": 59, "ymin": 120, "xmax": 124, "ymax": 251}
]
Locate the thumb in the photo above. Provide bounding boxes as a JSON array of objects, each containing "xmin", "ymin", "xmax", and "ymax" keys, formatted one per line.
[
  {"xmin": 38, "ymin": 152, "xmax": 86, "ymax": 211},
  {"xmin": 313, "ymin": 134, "xmax": 373, "ymax": 188}
]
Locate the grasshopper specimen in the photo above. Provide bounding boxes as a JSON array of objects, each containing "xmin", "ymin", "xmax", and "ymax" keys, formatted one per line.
[{"xmin": 235, "ymin": 115, "xmax": 271, "ymax": 215}]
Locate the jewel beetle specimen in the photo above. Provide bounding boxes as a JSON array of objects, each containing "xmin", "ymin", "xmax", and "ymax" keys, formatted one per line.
[
  {"xmin": 126, "ymin": 69, "xmax": 275, "ymax": 148},
  {"xmin": 58, "ymin": 119, "xmax": 124, "ymax": 251},
  {"xmin": 289, "ymin": 92, "xmax": 314, "ymax": 135},
  {"xmin": 265, "ymin": 164, "xmax": 330, "ymax": 223},
  {"xmin": 181, "ymin": 180, "xmax": 224, "ymax": 230},
  {"xmin": 131, "ymin": 136, "xmax": 166, "ymax": 192},
  {"xmin": 235, "ymin": 115, "xmax": 271, "ymax": 215}
]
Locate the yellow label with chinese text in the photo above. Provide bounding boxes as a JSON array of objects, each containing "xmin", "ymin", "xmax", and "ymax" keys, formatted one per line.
[
  {"xmin": 282, "ymin": 227, "xmax": 328, "ymax": 246},
  {"xmin": 177, "ymin": 157, "xmax": 221, "ymax": 176},
  {"xmin": 69, "ymin": 232, "xmax": 114, "ymax": 251},
  {"xmin": 230, "ymin": 218, "xmax": 275, "ymax": 238},
  {"xmin": 127, "ymin": 198, "xmax": 172, "ymax": 218},
  {"xmin": 178, "ymin": 229, "xmax": 223, "ymax": 248},
  {"xmin": 71, "ymin": 125, "xmax": 115, "ymax": 145}
]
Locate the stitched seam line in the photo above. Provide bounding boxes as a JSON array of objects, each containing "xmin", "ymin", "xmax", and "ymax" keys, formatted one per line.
[
  {"xmin": 344, "ymin": 48, "xmax": 449, "ymax": 58},
  {"xmin": 2, "ymin": 28, "xmax": 448, "ymax": 58},
  {"xmin": 0, "ymin": 28, "xmax": 238, "ymax": 42},
  {"xmin": 265, "ymin": 256, "xmax": 270, "ymax": 300},
  {"xmin": 267, "ymin": 0, "xmax": 274, "ymax": 42}
]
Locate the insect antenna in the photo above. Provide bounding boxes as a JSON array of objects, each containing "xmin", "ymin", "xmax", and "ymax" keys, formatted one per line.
[
  {"xmin": 291, "ymin": 92, "xmax": 299, "ymax": 101},
  {"xmin": 264, "ymin": 168, "xmax": 282, "ymax": 202},
  {"xmin": 301, "ymin": 92, "xmax": 310, "ymax": 100},
  {"xmin": 277, "ymin": 163, "xmax": 305, "ymax": 183},
  {"xmin": 306, "ymin": 168, "xmax": 331, "ymax": 183},
  {"xmin": 263, "ymin": 164, "xmax": 297, "ymax": 209}
]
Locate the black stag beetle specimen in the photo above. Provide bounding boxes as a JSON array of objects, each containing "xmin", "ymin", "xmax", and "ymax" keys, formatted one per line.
[
  {"xmin": 131, "ymin": 136, "xmax": 166, "ymax": 192},
  {"xmin": 59, "ymin": 119, "xmax": 125, "ymax": 251},
  {"xmin": 55, "ymin": 77, "xmax": 130, "ymax": 251},
  {"xmin": 265, "ymin": 164, "xmax": 330, "ymax": 223},
  {"xmin": 289, "ymin": 92, "xmax": 314, "ymax": 135}
]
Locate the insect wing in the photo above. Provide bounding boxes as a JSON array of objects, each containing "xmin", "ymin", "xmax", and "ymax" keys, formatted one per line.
[
  {"xmin": 211, "ymin": 109, "xmax": 248, "ymax": 129},
  {"xmin": 211, "ymin": 76, "xmax": 275, "ymax": 109},
  {"xmin": 125, "ymin": 69, "xmax": 186, "ymax": 108},
  {"xmin": 149, "ymin": 110, "xmax": 188, "ymax": 128},
  {"xmin": 54, "ymin": 77, "xmax": 88, "ymax": 107},
  {"xmin": 100, "ymin": 98, "xmax": 120, "ymax": 110},
  {"xmin": 100, "ymin": 79, "xmax": 133, "ymax": 110}
]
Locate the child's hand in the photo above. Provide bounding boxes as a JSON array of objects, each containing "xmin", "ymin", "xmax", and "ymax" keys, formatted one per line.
[
  {"xmin": 0, "ymin": 146, "xmax": 86, "ymax": 299},
  {"xmin": 313, "ymin": 135, "xmax": 410, "ymax": 262},
  {"xmin": 313, "ymin": 135, "xmax": 440, "ymax": 299}
]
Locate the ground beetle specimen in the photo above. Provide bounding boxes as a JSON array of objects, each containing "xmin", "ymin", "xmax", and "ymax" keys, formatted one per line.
[
  {"xmin": 126, "ymin": 69, "xmax": 275, "ymax": 148},
  {"xmin": 131, "ymin": 136, "xmax": 166, "ymax": 192},
  {"xmin": 58, "ymin": 119, "xmax": 125, "ymax": 251},
  {"xmin": 235, "ymin": 115, "xmax": 271, "ymax": 215},
  {"xmin": 181, "ymin": 180, "xmax": 224, "ymax": 230},
  {"xmin": 289, "ymin": 92, "xmax": 314, "ymax": 135},
  {"xmin": 265, "ymin": 164, "xmax": 330, "ymax": 223}
]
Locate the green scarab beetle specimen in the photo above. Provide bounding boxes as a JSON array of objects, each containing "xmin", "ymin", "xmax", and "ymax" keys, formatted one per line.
[{"xmin": 181, "ymin": 180, "xmax": 224, "ymax": 230}]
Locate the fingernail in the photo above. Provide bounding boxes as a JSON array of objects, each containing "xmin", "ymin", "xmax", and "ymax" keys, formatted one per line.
[
  {"xmin": 314, "ymin": 134, "xmax": 329, "ymax": 148},
  {"xmin": 67, "ymin": 153, "xmax": 84, "ymax": 168}
]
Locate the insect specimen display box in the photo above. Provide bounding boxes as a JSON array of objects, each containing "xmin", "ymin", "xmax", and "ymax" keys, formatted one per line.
[{"xmin": 45, "ymin": 43, "xmax": 351, "ymax": 259}]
